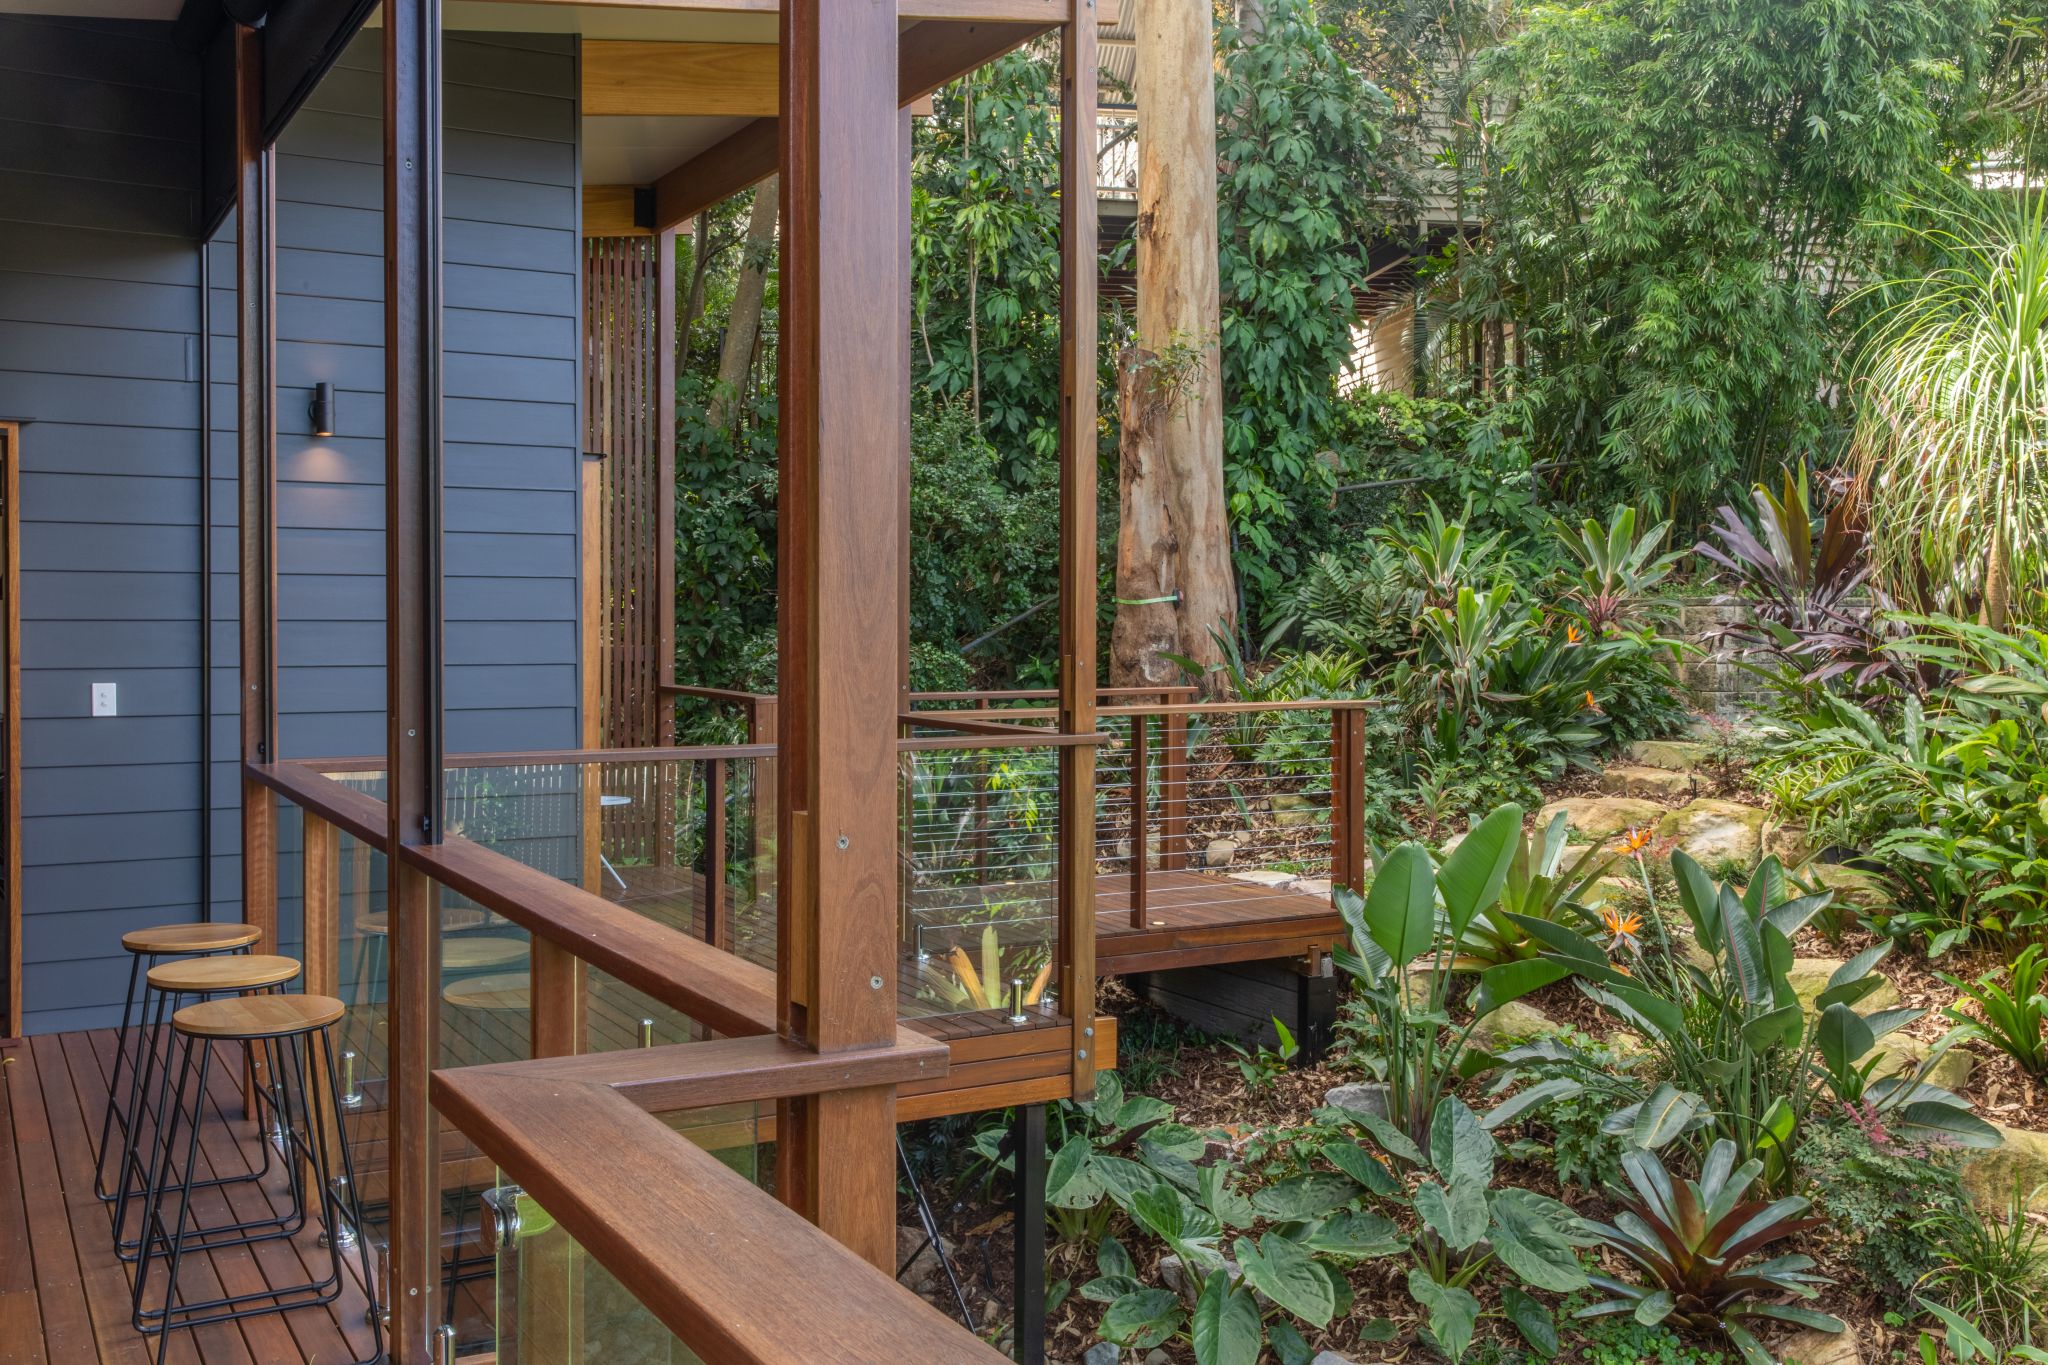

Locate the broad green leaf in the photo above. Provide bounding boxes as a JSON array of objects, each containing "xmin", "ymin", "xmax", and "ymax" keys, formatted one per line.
[
  {"xmin": 1408, "ymin": 1268, "xmax": 1479, "ymax": 1364},
  {"xmin": 1603, "ymin": 982, "xmax": 1687, "ymax": 1043},
  {"xmin": 1429, "ymin": 1097, "xmax": 1496, "ymax": 1185},
  {"xmin": 1720, "ymin": 886, "xmax": 1772, "ymax": 1005},
  {"xmin": 1324, "ymin": 1141, "xmax": 1400, "ymax": 1195},
  {"xmin": 1437, "ymin": 804, "xmax": 1523, "ymax": 941},
  {"xmin": 1200, "ymin": 1165, "xmax": 1257, "ymax": 1230},
  {"xmin": 1347, "ymin": 1106, "xmax": 1426, "ymax": 1168},
  {"xmin": 1413, "ymin": 1178, "xmax": 1488, "ymax": 1251},
  {"xmin": 1080, "ymin": 1274, "xmax": 1138, "ymax": 1304},
  {"xmin": 1094, "ymin": 1155, "xmax": 1158, "ymax": 1205},
  {"xmin": 1235, "ymin": 1234, "xmax": 1337, "ymax": 1328},
  {"xmin": 1632, "ymin": 1084, "xmax": 1701, "ymax": 1149},
  {"xmin": 1817, "ymin": 1002, "xmax": 1875, "ymax": 1075},
  {"xmin": 1267, "ymin": 1320, "xmax": 1314, "ymax": 1365},
  {"xmin": 1740, "ymin": 1004, "xmax": 1804, "ymax": 1053},
  {"xmin": 1046, "ymin": 1136, "xmax": 1100, "ymax": 1208},
  {"xmin": 1250, "ymin": 1172, "xmax": 1360, "ymax": 1222},
  {"xmin": 1482, "ymin": 1077, "xmax": 1583, "ymax": 1131},
  {"xmin": 1096, "ymin": 1235, "xmax": 1133, "ymax": 1282},
  {"xmin": 1090, "ymin": 1070, "xmax": 1127, "ymax": 1127},
  {"xmin": 1893, "ymin": 1101, "xmax": 2004, "ymax": 1148},
  {"xmin": 1191, "ymin": 1272, "xmax": 1262, "ymax": 1365},
  {"xmin": 1488, "ymin": 1187, "xmax": 1594, "ymax": 1292},
  {"xmin": 1670, "ymin": 850, "xmax": 1721, "ymax": 951},
  {"xmin": 1828, "ymin": 941, "xmax": 1892, "ymax": 990},
  {"xmin": 1114, "ymin": 1095, "xmax": 1174, "ymax": 1132},
  {"xmin": 1299, "ymin": 1209, "xmax": 1404, "ymax": 1258},
  {"xmin": 1364, "ymin": 842, "xmax": 1437, "ymax": 968},
  {"xmin": 1502, "ymin": 1286, "xmax": 1558, "ymax": 1358},
  {"xmin": 1633, "ymin": 1289, "xmax": 1676, "ymax": 1326},
  {"xmin": 1099, "ymin": 1288, "xmax": 1183, "ymax": 1349},
  {"xmin": 1472, "ymin": 958, "xmax": 1571, "ymax": 1019}
]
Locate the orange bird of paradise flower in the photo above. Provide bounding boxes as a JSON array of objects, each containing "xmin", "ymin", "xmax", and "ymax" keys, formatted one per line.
[
  {"xmin": 1564, "ymin": 623, "xmax": 1584, "ymax": 645},
  {"xmin": 1618, "ymin": 826, "xmax": 1653, "ymax": 856},
  {"xmin": 1583, "ymin": 690, "xmax": 1602, "ymax": 713},
  {"xmin": 1602, "ymin": 907, "xmax": 1643, "ymax": 939}
]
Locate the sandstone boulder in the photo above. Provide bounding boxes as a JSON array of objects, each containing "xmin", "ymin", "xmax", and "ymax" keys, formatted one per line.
[
  {"xmin": 1787, "ymin": 958, "xmax": 1900, "ymax": 1015},
  {"xmin": 1538, "ymin": 796, "xmax": 1663, "ymax": 841},
  {"xmin": 1961, "ymin": 1122, "xmax": 2048, "ymax": 1213},
  {"xmin": 1598, "ymin": 764, "xmax": 1696, "ymax": 800},
  {"xmin": 1627, "ymin": 738, "xmax": 1709, "ymax": 771},
  {"xmin": 1655, "ymin": 798, "xmax": 1767, "ymax": 867}
]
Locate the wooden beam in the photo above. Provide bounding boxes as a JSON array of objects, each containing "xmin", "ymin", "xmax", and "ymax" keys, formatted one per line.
[
  {"xmin": 583, "ymin": 40, "xmax": 778, "ymax": 117},
  {"xmin": 774, "ymin": 0, "xmax": 904, "ymax": 1275},
  {"xmin": 652, "ymin": 18, "xmax": 1050, "ymax": 233},
  {"xmin": 0, "ymin": 422, "xmax": 16, "ymax": 1039},
  {"xmin": 1056, "ymin": 0, "xmax": 1100, "ymax": 1100},
  {"xmin": 583, "ymin": 184, "xmax": 650, "ymax": 236}
]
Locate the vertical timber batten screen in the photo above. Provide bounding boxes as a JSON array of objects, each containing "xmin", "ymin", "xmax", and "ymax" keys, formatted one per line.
[{"xmin": 583, "ymin": 235, "xmax": 674, "ymax": 863}]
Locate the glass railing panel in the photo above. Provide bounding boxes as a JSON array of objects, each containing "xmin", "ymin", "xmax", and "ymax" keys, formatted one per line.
[{"xmin": 900, "ymin": 742, "xmax": 1060, "ymax": 1022}]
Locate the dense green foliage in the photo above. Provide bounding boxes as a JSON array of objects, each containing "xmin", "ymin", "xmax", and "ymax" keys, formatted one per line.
[{"xmin": 1441, "ymin": 0, "xmax": 1998, "ymax": 527}]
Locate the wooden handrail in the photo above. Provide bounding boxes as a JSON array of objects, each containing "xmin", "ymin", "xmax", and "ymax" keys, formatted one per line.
[
  {"xmin": 909, "ymin": 685, "xmax": 1197, "ymax": 702},
  {"xmin": 443, "ymin": 1030, "xmax": 948, "ymax": 1113},
  {"xmin": 660, "ymin": 683, "xmax": 774, "ymax": 707},
  {"xmin": 244, "ymin": 760, "xmax": 389, "ymax": 849},
  {"xmin": 307, "ymin": 743, "xmax": 775, "ymax": 773},
  {"xmin": 431, "ymin": 1056, "xmax": 1004, "ymax": 1365},
  {"xmin": 913, "ymin": 696, "xmax": 1378, "ymax": 722}
]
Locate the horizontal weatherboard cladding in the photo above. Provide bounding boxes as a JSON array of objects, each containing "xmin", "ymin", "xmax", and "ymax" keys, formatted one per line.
[{"xmin": 2, "ymin": 18, "xmax": 583, "ymax": 1033}]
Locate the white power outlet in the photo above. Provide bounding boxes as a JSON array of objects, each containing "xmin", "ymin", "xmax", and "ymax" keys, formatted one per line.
[{"xmin": 91, "ymin": 682, "xmax": 117, "ymax": 717}]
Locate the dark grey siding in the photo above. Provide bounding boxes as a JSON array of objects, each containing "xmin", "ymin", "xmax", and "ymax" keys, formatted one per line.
[
  {"xmin": 3, "ymin": 21, "xmax": 583, "ymax": 1033},
  {"xmin": 0, "ymin": 16, "xmax": 206, "ymax": 1034}
]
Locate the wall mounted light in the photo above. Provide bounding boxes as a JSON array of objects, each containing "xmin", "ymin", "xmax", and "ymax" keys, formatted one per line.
[{"xmin": 309, "ymin": 382, "xmax": 337, "ymax": 437}]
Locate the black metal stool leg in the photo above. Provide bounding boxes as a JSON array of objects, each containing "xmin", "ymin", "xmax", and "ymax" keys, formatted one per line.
[
  {"xmin": 93, "ymin": 951, "xmax": 147, "ymax": 1202},
  {"xmin": 130, "ymin": 1027, "xmax": 198, "ymax": 1333},
  {"xmin": 310, "ymin": 1022, "xmax": 384, "ymax": 1365}
]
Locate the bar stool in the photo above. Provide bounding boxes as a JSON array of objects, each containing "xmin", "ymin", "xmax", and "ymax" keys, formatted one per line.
[
  {"xmin": 95, "ymin": 922, "xmax": 261, "ymax": 1203},
  {"xmin": 132, "ymin": 993, "xmax": 381, "ymax": 1365},
  {"xmin": 110, "ymin": 954, "xmax": 303, "ymax": 1262},
  {"xmin": 439, "ymin": 970, "xmax": 532, "ymax": 1324}
]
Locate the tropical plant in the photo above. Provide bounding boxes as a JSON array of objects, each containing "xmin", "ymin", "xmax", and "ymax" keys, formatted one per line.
[
  {"xmin": 1942, "ymin": 944, "xmax": 2048, "ymax": 1077},
  {"xmin": 1503, "ymin": 850, "xmax": 1999, "ymax": 1188},
  {"xmin": 1328, "ymin": 1095, "xmax": 1595, "ymax": 1361},
  {"xmin": 1913, "ymin": 1181, "xmax": 2048, "ymax": 1356},
  {"xmin": 1801, "ymin": 1115, "xmax": 1971, "ymax": 1296},
  {"xmin": 1083, "ymin": 1159, "xmax": 1392, "ymax": 1365},
  {"xmin": 1695, "ymin": 466, "xmax": 1911, "ymax": 695},
  {"xmin": 1451, "ymin": 811, "xmax": 1617, "ymax": 968},
  {"xmin": 1556, "ymin": 505, "xmax": 1682, "ymax": 637},
  {"xmin": 1916, "ymin": 1300, "xmax": 2048, "ymax": 1365},
  {"xmin": 1222, "ymin": 1019, "xmax": 1300, "ymax": 1098},
  {"xmin": 1331, "ymin": 801, "xmax": 1577, "ymax": 1147},
  {"xmin": 1850, "ymin": 184, "xmax": 2048, "ymax": 628},
  {"xmin": 1577, "ymin": 1140, "xmax": 1844, "ymax": 1365}
]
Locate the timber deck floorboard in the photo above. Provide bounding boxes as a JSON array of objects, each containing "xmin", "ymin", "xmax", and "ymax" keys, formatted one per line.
[{"xmin": 2, "ymin": 1029, "xmax": 379, "ymax": 1365}]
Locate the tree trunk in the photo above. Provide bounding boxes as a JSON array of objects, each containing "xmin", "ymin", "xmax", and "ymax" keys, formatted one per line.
[
  {"xmin": 678, "ymin": 213, "xmax": 711, "ymax": 367},
  {"xmin": 1112, "ymin": 0, "xmax": 1235, "ymax": 691},
  {"xmin": 709, "ymin": 176, "xmax": 778, "ymax": 429}
]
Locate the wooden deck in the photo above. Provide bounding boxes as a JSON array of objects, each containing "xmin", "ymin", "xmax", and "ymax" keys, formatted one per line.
[{"xmin": 0, "ymin": 1031, "xmax": 380, "ymax": 1365}]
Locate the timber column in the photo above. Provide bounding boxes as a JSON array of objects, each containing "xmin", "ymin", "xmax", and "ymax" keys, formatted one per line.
[{"xmin": 773, "ymin": 0, "xmax": 905, "ymax": 1272}]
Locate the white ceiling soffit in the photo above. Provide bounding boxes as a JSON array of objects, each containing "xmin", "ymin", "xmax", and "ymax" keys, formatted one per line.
[
  {"xmin": 0, "ymin": 0, "xmax": 182, "ymax": 17},
  {"xmin": 582, "ymin": 113, "xmax": 751, "ymax": 184}
]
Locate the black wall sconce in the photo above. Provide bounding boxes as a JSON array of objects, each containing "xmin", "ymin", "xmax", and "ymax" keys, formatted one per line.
[{"xmin": 309, "ymin": 381, "xmax": 337, "ymax": 437}]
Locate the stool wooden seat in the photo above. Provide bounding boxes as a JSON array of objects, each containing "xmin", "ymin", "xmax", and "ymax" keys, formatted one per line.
[
  {"xmin": 145, "ymin": 954, "xmax": 301, "ymax": 995},
  {"xmin": 121, "ymin": 923, "xmax": 261, "ymax": 955},
  {"xmin": 440, "ymin": 937, "xmax": 528, "ymax": 972},
  {"xmin": 441, "ymin": 972, "xmax": 530, "ymax": 1013},
  {"xmin": 354, "ymin": 907, "xmax": 488, "ymax": 937},
  {"xmin": 173, "ymin": 993, "xmax": 346, "ymax": 1039}
]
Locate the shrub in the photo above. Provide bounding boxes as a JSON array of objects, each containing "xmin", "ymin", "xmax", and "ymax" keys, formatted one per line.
[{"xmin": 1801, "ymin": 1115, "xmax": 1970, "ymax": 1296}]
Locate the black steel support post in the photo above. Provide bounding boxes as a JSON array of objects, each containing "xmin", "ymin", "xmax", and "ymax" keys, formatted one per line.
[{"xmin": 1012, "ymin": 1103, "xmax": 1047, "ymax": 1365}]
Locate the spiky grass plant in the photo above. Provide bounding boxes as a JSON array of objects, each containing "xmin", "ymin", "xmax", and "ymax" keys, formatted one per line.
[{"xmin": 1850, "ymin": 186, "xmax": 2048, "ymax": 627}]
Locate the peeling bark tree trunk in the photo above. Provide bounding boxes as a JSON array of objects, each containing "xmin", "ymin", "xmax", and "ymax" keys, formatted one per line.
[
  {"xmin": 709, "ymin": 176, "xmax": 778, "ymax": 429},
  {"xmin": 1112, "ymin": 0, "xmax": 1235, "ymax": 691}
]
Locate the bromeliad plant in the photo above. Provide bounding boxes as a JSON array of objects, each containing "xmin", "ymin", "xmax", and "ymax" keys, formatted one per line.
[
  {"xmin": 1578, "ymin": 1140, "xmax": 1843, "ymax": 1365},
  {"xmin": 1506, "ymin": 849, "xmax": 1999, "ymax": 1189}
]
